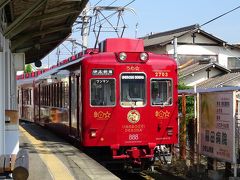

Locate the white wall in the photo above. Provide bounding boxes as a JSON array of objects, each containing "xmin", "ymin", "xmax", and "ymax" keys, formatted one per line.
[
  {"xmin": 166, "ymin": 45, "xmax": 240, "ymax": 68},
  {"xmin": 167, "ymin": 44, "xmax": 218, "ymax": 55}
]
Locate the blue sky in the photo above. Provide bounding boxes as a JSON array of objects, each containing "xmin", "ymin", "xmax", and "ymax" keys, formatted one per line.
[{"xmin": 41, "ymin": 0, "xmax": 240, "ymax": 67}]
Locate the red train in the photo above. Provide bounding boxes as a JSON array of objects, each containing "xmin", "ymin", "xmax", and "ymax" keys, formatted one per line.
[{"xmin": 17, "ymin": 38, "xmax": 178, "ymax": 169}]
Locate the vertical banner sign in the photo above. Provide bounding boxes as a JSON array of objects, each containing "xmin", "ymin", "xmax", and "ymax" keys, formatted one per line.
[{"xmin": 199, "ymin": 91, "xmax": 236, "ymax": 163}]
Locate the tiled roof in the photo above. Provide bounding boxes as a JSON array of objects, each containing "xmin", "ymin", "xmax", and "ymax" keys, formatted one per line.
[
  {"xmin": 141, "ymin": 24, "xmax": 226, "ymax": 47},
  {"xmin": 197, "ymin": 72, "xmax": 240, "ymax": 88},
  {"xmin": 179, "ymin": 62, "xmax": 230, "ymax": 78}
]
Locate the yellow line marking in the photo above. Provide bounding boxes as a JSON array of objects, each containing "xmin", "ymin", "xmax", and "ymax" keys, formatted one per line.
[{"xmin": 20, "ymin": 126, "xmax": 75, "ymax": 180}]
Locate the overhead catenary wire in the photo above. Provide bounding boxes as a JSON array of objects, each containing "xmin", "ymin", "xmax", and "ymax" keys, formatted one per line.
[
  {"xmin": 146, "ymin": 4, "xmax": 240, "ymax": 41},
  {"xmin": 108, "ymin": 0, "xmax": 118, "ymax": 6},
  {"xmin": 43, "ymin": 2, "xmax": 240, "ymax": 67},
  {"xmin": 159, "ymin": 4, "xmax": 240, "ymax": 66},
  {"xmin": 72, "ymin": 0, "xmax": 137, "ymax": 49},
  {"xmin": 73, "ymin": 0, "xmax": 120, "ymax": 28},
  {"xmin": 94, "ymin": 0, "xmax": 104, "ymax": 6},
  {"xmin": 73, "ymin": 0, "xmax": 136, "ymax": 32},
  {"xmin": 168, "ymin": 4, "xmax": 240, "ymax": 47},
  {"xmin": 200, "ymin": 5, "xmax": 240, "ymax": 27}
]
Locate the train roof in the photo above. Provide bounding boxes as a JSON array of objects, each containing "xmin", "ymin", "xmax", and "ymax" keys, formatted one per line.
[
  {"xmin": 35, "ymin": 57, "xmax": 83, "ymax": 81},
  {"xmin": 16, "ymin": 38, "xmax": 177, "ymax": 83},
  {"xmin": 99, "ymin": 38, "xmax": 144, "ymax": 52},
  {"xmin": 17, "ymin": 77, "xmax": 35, "ymax": 86}
]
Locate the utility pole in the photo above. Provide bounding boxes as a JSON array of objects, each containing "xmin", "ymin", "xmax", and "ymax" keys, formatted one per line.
[
  {"xmin": 180, "ymin": 94, "xmax": 186, "ymax": 160},
  {"xmin": 173, "ymin": 37, "xmax": 178, "ymax": 66},
  {"xmin": 66, "ymin": 38, "xmax": 76, "ymax": 55},
  {"xmin": 56, "ymin": 47, "xmax": 60, "ymax": 65},
  {"xmin": 81, "ymin": 3, "xmax": 90, "ymax": 52}
]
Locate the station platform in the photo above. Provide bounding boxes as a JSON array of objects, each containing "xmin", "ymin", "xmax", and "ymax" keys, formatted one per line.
[{"xmin": 19, "ymin": 122, "xmax": 120, "ymax": 180}]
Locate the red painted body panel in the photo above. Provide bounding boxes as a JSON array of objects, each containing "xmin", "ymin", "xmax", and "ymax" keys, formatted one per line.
[{"xmin": 81, "ymin": 52, "xmax": 178, "ymax": 147}]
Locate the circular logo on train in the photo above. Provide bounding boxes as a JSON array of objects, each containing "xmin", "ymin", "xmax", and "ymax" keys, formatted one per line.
[{"xmin": 127, "ymin": 110, "xmax": 140, "ymax": 124}]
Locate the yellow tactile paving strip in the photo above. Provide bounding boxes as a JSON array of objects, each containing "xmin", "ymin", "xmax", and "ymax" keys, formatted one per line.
[{"xmin": 19, "ymin": 126, "xmax": 75, "ymax": 180}]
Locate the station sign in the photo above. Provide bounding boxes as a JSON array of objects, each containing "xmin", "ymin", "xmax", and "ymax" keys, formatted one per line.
[{"xmin": 199, "ymin": 91, "xmax": 237, "ymax": 163}]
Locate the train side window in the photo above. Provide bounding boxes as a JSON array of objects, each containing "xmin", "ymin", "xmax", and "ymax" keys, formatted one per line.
[
  {"xmin": 90, "ymin": 79, "xmax": 115, "ymax": 106},
  {"xmin": 151, "ymin": 79, "xmax": 172, "ymax": 106},
  {"xmin": 120, "ymin": 73, "xmax": 146, "ymax": 107},
  {"xmin": 23, "ymin": 89, "xmax": 32, "ymax": 105}
]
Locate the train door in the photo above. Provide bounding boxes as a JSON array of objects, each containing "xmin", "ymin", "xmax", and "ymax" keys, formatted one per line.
[
  {"xmin": 119, "ymin": 73, "xmax": 148, "ymax": 144},
  {"xmin": 33, "ymin": 84, "xmax": 40, "ymax": 123},
  {"xmin": 77, "ymin": 74, "xmax": 82, "ymax": 141},
  {"xmin": 69, "ymin": 74, "xmax": 81, "ymax": 139}
]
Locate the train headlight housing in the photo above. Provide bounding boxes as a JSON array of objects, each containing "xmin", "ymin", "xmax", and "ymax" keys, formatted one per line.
[
  {"xmin": 140, "ymin": 52, "xmax": 148, "ymax": 61},
  {"xmin": 119, "ymin": 52, "xmax": 127, "ymax": 61},
  {"xmin": 91, "ymin": 131, "xmax": 97, "ymax": 137}
]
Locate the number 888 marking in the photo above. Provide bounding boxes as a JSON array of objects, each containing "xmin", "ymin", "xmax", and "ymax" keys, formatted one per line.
[{"xmin": 129, "ymin": 134, "xmax": 139, "ymax": 140}]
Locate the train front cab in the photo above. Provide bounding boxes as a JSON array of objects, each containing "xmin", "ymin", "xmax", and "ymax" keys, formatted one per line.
[{"xmin": 81, "ymin": 38, "xmax": 178, "ymax": 167}]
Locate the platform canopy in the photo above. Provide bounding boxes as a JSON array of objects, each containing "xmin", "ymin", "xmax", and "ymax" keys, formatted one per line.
[{"xmin": 1, "ymin": 0, "xmax": 88, "ymax": 64}]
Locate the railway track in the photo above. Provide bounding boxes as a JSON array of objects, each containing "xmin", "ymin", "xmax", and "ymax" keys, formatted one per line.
[{"xmin": 111, "ymin": 167, "xmax": 185, "ymax": 180}]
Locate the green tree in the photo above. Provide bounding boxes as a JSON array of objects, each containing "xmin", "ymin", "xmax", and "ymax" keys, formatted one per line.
[
  {"xmin": 24, "ymin": 64, "xmax": 32, "ymax": 73},
  {"xmin": 178, "ymin": 81, "xmax": 194, "ymax": 123}
]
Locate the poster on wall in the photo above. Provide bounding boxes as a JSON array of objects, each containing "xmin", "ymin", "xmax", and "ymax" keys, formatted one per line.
[{"xmin": 199, "ymin": 91, "xmax": 236, "ymax": 163}]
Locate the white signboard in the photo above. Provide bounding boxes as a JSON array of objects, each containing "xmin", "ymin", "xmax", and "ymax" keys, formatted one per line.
[{"xmin": 199, "ymin": 91, "xmax": 236, "ymax": 163}]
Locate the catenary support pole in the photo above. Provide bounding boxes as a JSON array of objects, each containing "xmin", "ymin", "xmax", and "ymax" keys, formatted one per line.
[{"xmin": 82, "ymin": 3, "xmax": 90, "ymax": 52}]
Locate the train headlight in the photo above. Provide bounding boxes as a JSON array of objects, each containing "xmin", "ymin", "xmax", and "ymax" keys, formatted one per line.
[
  {"xmin": 140, "ymin": 52, "xmax": 148, "ymax": 61},
  {"xmin": 90, "ymin": 129, "xmax": 97, "ymax": 138},
  {"xmin": 119, "ymin": 52, "xmax": 127, "ymax": 61}
]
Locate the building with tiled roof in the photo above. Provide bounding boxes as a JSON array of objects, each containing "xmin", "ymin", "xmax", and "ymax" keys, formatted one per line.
[
  {"xmin": 197, "ymin": 72, "xmax": 240, "ymax": 89},
  {"xmin": 179, "ymin": 60, "xmax": 230, "ymax": 87},
  {"xmin": 141, "ymin": 24, "xmax": 240, "ymax": 71}
]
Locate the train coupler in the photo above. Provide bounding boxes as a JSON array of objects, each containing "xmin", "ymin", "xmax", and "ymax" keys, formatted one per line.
[{"xmin": 111, "ymin": 144, "xmax": 156, "ymax": 160}]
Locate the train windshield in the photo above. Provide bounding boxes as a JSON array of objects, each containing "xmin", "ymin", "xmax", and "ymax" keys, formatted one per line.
[
  {"xmin": 121, "ymin": 73, "xmax": 146, "ymax": 107},
  {"xmin": 151, "ymin": 79, "xmax": 172, "ymax": 106},
  {"xmin": 90, "ymin": 79, "xmax": 115, "ymax": 106}
]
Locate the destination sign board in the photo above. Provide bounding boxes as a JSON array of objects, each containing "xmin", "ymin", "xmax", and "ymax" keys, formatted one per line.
[
  {"xmin": 121, "ymin": 75, "xmax": 145, "ymax": 80},
  {"xmin": 92, "ymin": 69, "xmax": 113, "ymax": 76}
]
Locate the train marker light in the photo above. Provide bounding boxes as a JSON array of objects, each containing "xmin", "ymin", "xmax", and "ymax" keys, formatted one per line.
[
  {"xmin": 119, "ymin": 52, "xmax": 127, "ymax": 61},
  {"xmin": 167, "ymin": 127, "xmax": 173, "ymax": 136},
  {"xmin": 140, "ymin": 52, "xmax": 148, "ymax": 61}
]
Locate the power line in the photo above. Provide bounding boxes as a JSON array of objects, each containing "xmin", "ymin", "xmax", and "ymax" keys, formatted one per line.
[
  {"xmin": 201, "ymin": 5, "xmax": 240, "ymax": 27},
  {"xmin": 164, "ymin": 4, "xmax": 240, "ymax": 47},
  {"xmin": 94, "ymin": 0, "xmax": 103, "ymax": 6},
  {"xmin": 108, "ymin": 0, "xmax": 118, "ymax": 6}
]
